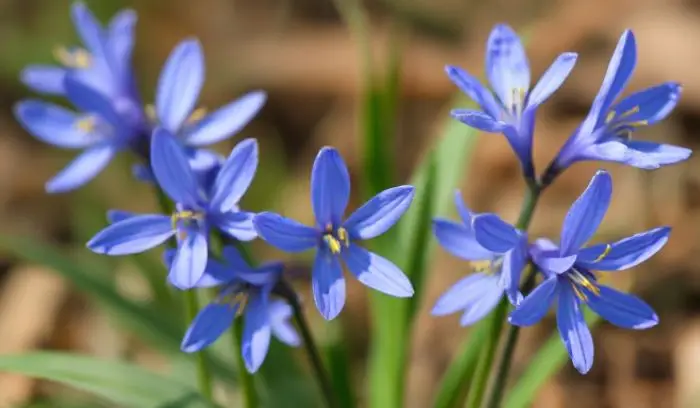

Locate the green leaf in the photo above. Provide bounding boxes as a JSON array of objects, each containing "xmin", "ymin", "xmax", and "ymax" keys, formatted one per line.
[
  {"xmin": 0, "ymin": 352, "xmax": 218, "ymax": 408},
  {"xmin": 0, "ymin": 235, "xmax": 235, "ymax": 381},
  {"xmin": 504, "ymin": 312, "xmax": 600, "ymax": 408}
]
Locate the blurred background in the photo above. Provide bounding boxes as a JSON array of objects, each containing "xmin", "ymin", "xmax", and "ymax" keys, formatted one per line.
[{"xmin": 0, "ymin": 0, "xmax": 699, "ymax": 407}]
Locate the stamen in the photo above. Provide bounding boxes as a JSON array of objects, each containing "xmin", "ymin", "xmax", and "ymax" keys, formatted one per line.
[
  {"xmin": 617, "ymin": 106, "xmax": 640, "ymax": 120},
  {"xmin": 569, "ymin": 269, "xmax": 600, "ymax": 297},
  {"xmin": 53, "ymin": 46, "xmax": 91, "ymax": 68},
  {"xmin": 605, "ymin": 111, "xmax": 616, "ymax": 124},
  {"xmin": 571, "ymin": 283, "xmax": 588, "ymax": 301},
  {"xmin": 471, "ymin": 260, "xmax": 492, "ymax": 274},
  {"xmin": 75, "ymin": 116, "xmax": 96, "ymax": 133},
  {"xmin": 509, "ymin": 88, "xmax": 526, "ymax": 118},
  {"xmin": 171, "ymin": 210, "xmax": 203, "ymax": 229},
  {"xmin": 323, "ymin": 234, "xmax": 342, "ymax": 254},
  {"xmin": 592, "ymin": 244, "xmax": 612, "ymax": 263},
  {"xmin": 145, "ymin": 104, "xmax": 157, "ymax": 123},
  {"xmin": 187, "ymin": 107, "xmax": 207, "ymax": 124},
  {"xmin": 219, "ymin": 289, "xmax": 249, "ymax": 317},
  {"xmin": 337, "ymin": 227, "xmax": 350, "ymax": 247}
]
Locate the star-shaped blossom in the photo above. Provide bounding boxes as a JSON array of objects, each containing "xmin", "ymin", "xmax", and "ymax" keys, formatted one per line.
[
  {"xmin": 87, "ymin": 129, "xmax": 258, "ymax": 289},
  {"xmin": 432, "ymin": 192, "xmax": 528, "ymax": 325},
  {"xmin": 549, "ymin": 30, "xmax": 691, "ymax": 181},
  {"xmin": 446, "ymin": 24, "xmax": 578, "ymax": 178},
  {"xmin": 253, "ymin": 147, "xmax": 415, "ymax": 320},
  {"xmin": 175, "ymin": 246, "xmax": 300, "ymax": 373},
  {"xmin": 508, "ymin": 170, "xmax": 667, "ymax": 374}
]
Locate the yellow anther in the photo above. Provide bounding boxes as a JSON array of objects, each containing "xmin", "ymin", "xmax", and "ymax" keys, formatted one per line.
[
  {"xmin": 171, "ymin": 210, "xmax": 202, "ymax": 229},
  {"xmin": 628, "ymin": 120, "xmax": 648, "ymax": 127},
  {"xmin": 324, "ymin": 235, "xmax": 342, "ymax": 254},
  {"xmin": 605, "ymin": 111, "xmax": 616, "ymax": 124},
  {"xmin": 618, "ymin": 105, "xmax": 640, "ymax": 120},
  {"xmin": 53, "ymin": 46, "xmax": 91, "ymax": 68},
  {"xmin": 580, "ymin": 278, "xmax": 600, "ymax": 296},
  {"xmin": 145, "ymin": 104, "xmax": 157, "ymax": 123},
  {"xmin": 471, "ymin": 260, "xmax": 492, "ymax": 274},
  {"xmin": 571, "ymin": 284, "xmax": 588, "ymax": 301},
  {"xmin": 337, "ymin": 227, "xmax": 350, "ymax": 247},
  {"xmin": 219, "ymin": 291, "xmax": 249, "ymax": 316},
  {"xmin": 75, "ymin": 116, "xmax": 96, "ymax": 133},
  {"xmin": 592, "ymin": 244, "xmax": 612, "ymax": 263},
  {"xmin": 187, "ymin": 107, "xmax": 207, "ymax": 124}
]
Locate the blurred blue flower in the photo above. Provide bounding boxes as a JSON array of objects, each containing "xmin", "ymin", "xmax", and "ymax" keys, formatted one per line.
[
  {"xmin": 432, "ymin": 192, "xmax": 528, "ymax": 325},
  {"xmin": 509, "ymin": 170, "xmax": 667, "ymax": 374},
  {"xmin": 446, "ymin": 24, "xmax": 578, "ymax": 178},
  {"xmin": 151, "ymin": 39, "xmax": 266, "ymax": 148},
  {"xmin": 87, "ymin": 129, "xmax": 259, "ymax": 289},
  {"xmin": 549, "ymin": 30, "xmax": 691, "ymax": 182},
  {"xmin": 175, "ymin": 246, "xmax": 300, "ymax": 373},
  {"xmin": 14, "ymin": 76, "xmax": 140, "ymax": 193},
  {"xmin": 254, "ymin": 147, "xmax": 415, "ymax": 320}
]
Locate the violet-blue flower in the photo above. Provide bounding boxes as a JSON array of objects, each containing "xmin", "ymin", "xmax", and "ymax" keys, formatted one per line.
[
  {"xmin": 508, "ymin": 170, "xmax": 667, "ymax": 374},
  {"xmin": 549, "ymin": 30, "xmax": 691, "ymax": 181},
  {"xmin": 432, "ymin": 192, "xmax": 528, "ymax": 325},
  {"xmin": 87, "ymin": 129, "xmax": 258, "ymax": 289},
  {"xmin": 175, "ymin": 246, "xmax": 300, "ymax": 373},
  {"xmin": 446, "ymin": 24, "xmax": 578, "ymax": 178},
  {"xmin": 253, "ymin": 147, "xmax": 415, "ymax": 320}
]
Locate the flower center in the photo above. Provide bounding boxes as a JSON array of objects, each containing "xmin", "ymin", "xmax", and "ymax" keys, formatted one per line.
[
  {"xmin": 505, "ymin": 88, "xmax": 527, "ymax": 121},
  {"xmin": 567, "ymin": 268, "xmax": 600, "ymax": 302},
  {"xmin": 217, "ymin": 284, "xmax": 249, "ymax": 317},
  {"xmin": 171, "ymin": 210, "xmax": 205, "ymax": 239},
  {"xmin": 53, "ymin": 46, "xmax": 91, "ymax": 68},
  {"xmin": 322, "ymin": 224, "xmax": 350, "ymax": 255},
  {"xmin": 604, "ymin": 106, "xmax": 648, "ymax": 141}
]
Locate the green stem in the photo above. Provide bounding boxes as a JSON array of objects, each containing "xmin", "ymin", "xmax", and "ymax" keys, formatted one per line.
[
  {"xmin": 185, "ymin": 290, "xmax": 214, "ymax": 400},
  {"xmin": 233, "ymin": 319, "xmax": 258, "ymax": 408},
  {"xmin": 287, "ymin": 289, "xmax": 338, "ymax": 407}
]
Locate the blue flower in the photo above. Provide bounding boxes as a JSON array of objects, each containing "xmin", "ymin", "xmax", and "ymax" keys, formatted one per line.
[
  {"xmin": 432, "ymin": 192, "xmax": 528, "ymax": 325},
  {"xmin": 14, "ymin": 76, "xmax": 140, "ymax": 193},
  {"xmin": 446, "ymin": 24, "xmax": 578, "ymax": 178},
  {"xmin": 509, "ymin": 170, "xmax": 667, "ymax": 374},
  {"xmin": 253, "ymin": 147, "xmax": 415, "ymax": 320},
  {"xmin": 175, "ymin": 246, "xmax": 300, "ymax": 373},
  {"xmin": 21, "ymin": 2, "xmax": 139, "ymax": 102},
  {"xmin": 87, "ymin": 129, "xmax": 259, "ymax": 289},
  {"xmin": 550, "ymin": 30, "xmax": 690, "ymax": 179},
  {"xmin": 152, "ymin": 39, "xmax": 266, "ymax": 148}
]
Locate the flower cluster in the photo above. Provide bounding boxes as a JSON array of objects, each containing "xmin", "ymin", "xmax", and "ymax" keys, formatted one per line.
[
  {"xmin": 16, "ymin": 3, "xmax": 417, "ymax": 374},
  {"xmin": 434, "ymin": 25, "xmax": 688, "ymax": 373},
  {"xmin": 16, "ymin": 2, "xmax": 690, "ymax": 379}
]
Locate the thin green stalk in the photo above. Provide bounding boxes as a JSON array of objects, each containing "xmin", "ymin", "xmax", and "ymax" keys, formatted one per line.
[
  {"xmin": 286, "ymin": 290, "xmax": 338, "ymax": 407},
  {"xmin": 233, "ymin": 319, "xmax": 258, "ymax": 408},
  {"xmin": 184, "ymin": 290, "xmax": 214, "ymax": 400},
  {"xmin": 463, "ymin": 182, "xmax": 541, "ymax": 408}
]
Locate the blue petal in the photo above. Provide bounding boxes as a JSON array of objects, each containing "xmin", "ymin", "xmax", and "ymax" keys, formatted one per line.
[
  {"xmin": 107, "ymin": 209, "xmax": 136, "ymax": 224},
  {"xmin": 21, "ymin": 66, "xmax": 66, "ymax": 95},
  {"xmin": 181, "ymin": 302, "xmax": 236, "ymax": 352},
  {"xmin": 595, "ymin": 30, "xmax": 637, "ymax": 122},
  {"xmin": 342, "ymin": 244, "xmax": 414, "ymax": 298},
  {"xmin": 235, "ymin": 262, "xmax": 282, "ymax": 287},
  {"xmin": 434, "ymin": 273, "xmax": 502, "ymax": 326},
  {"xmin": 156, "ymin": 39, "xmax": 204, "ymax": 132},
  {"xmin": 343, "ymin": 185, "xmax": 415, "ymax": 240},
  {"xmin": 210, "ymin": 138, "xmax": 258, "ymax": 213},
  {"xmin": 509, "ymin": 277, "xmax": 559, "ymax": 326},
  {"xmin": 560, "ymin": 170, "xmax": 612, "ymax": 256},
  {"xmin": 150, "ymin": 128, "xmax": 202, "ymax": 208},
  {"xmin": 87, "ymin": 214, "xmax": 173, "ymax": 255},
  {"xmin": 531, "ymin": 249, "xmax": 577, "ymax": 275},
  {"xmin": 584, "ymin": 140, "xmax": 692, "ymax": 169},
  {"xmin": 432, "ymin": 219, "xmax": 492, "ymax": 261},
  {"xmin": 312, "ymin": 249, "xmax": 346, "ymax": 320},
  {"xmin": 311, "ymin": 147, "xmax": 350, "ymax": 227},
  {"xmin": 557, "ymin": 284, "xmax": 594, "ymax": 374},
  {"xmin": 195, "ymin": 260, "xmax": 236, "ymax": 288},
  {"xmin": 106, "ymin": 9, "xmax": 137, "ymax": 83},
  {"xmin": 577, "ymin": 227, "xmax": 670, "ymax": 271},
  {"xmin": 450, "ymin": 109, "xmax": 506, "ymax": 133},
  {"xmin": 168, "ymin": 231, "xmax": 209, "ymax": 290},
  {"xmin": 46, "ymin": 144, "xmax": 117, "ymax": 193},
  {"xmin": 485, "ymin": 24, "xmax": 530, "ymax": 107},
  {"xmin": 14, "ymin": 100, "xmax": 97, "ymax": 149},
  {"xmin": 242, "ymin": 292, "xmax": 272, "ymax": 373},
  {"xmin": 586, "ymin": 285, "xmax": 658, "ymax": 329},
  {"xmin": 444, "ymin": 65, "xmax": 501, "ymax": 120},
  {"xmin": 526, "ymin": 52, "xmax": 578, "ymax": 109},
  {"xmin": 500, "ymin": 239, "xmax": 527, "ymax": 305},
  {"xmin": 184, "ymin": 91, "xmax": 266, "ymax": 146},
  {"xmin": 472, "ymin": 213, "xmax": 521, "ymax": 253},
  {"xmin": 213, "ymin": 211, "xmax": 257, "ymax": 241},
  {"xmin": 64, "ymin": 74, "xmax": 123, "ymax": 129},
  {"xmin": 71, "ymin": 3, "xmax": 106, "ymax": 57},
  {"xmin": 268, "ymin": 300, "xmax": 301, "ymax": 347},
  {"xmin": 605, "ymin": 82, "xmax": 680, "ymax": 128},
  {"xmin": 253, "ymin": 212, "xmax": 318, "ymax": 253}
]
